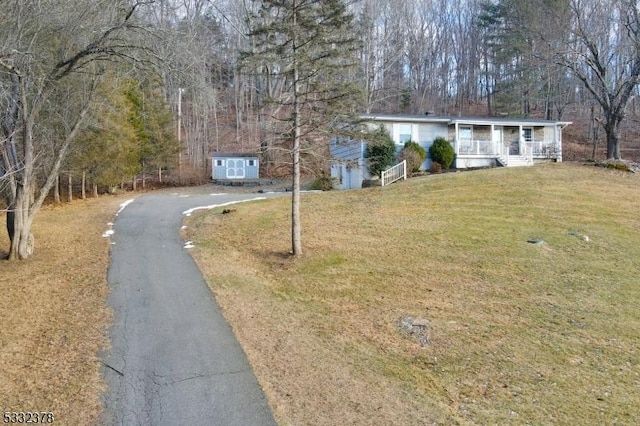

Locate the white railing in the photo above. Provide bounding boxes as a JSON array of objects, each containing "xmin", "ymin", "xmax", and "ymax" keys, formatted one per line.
[
  {"xmin": 458, "ymin": 139, "xmax": 495, "ymax": 155},
  {"xmin": 523, "ymin": 143, "xmax": 534, "ymax": 164},
  {"xmin": 526, "ymin": 142, "xmax": 559, "ymax": 158},
  {"xmin": 496, "ymin": 142, "xmax": 509, "ymax": 166},
  {"xmin": 381, "ymin": 160, "xmax": 407, "ymax": 186}
]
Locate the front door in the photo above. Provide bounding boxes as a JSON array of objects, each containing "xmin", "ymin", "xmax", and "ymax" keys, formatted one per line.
[
  {"xmin": 493, "ymin": 128, "xmax": 502, "ymax": 155},
  {"xmin": 509, "ymin": 137, "xmax": 520, "ymax": 155},
  {"xmin": 226, "ymin": 159, "xmax": 245, "ymax": 179}
]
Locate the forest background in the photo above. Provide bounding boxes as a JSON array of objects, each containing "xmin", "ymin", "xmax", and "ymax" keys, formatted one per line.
[{"xmin": 3, "ymin": 0, "xmax": 640, "ymax": 259}]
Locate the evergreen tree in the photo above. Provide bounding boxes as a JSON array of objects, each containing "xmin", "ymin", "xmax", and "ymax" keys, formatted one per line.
[
  {"xmin": 244, "ymin": 0, "xmax": 361, "ymax": 256},
  {"xmin": 366, "ymin": 126, "xmax": 397, "ymax": 176},
  {"xmin": 124, "ymin": 79, "xmax": 180, "ymax": 186},
  {"xmin": 71, "ymin": 76, "xmax": 139, "ymax": 193}
]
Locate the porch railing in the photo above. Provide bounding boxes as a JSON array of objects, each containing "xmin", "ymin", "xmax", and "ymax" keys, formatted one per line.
[
  {"xmin": 458, "ymin": 138, "xmax": 495, "ymax": 155},
  {"xmin": 523, "ymin": 143, "xmax": 534, "ymax": 164},
  {"xmin": 526, "ymin": 141, "xmax": 558, "ymax": 157},
  {"xmin": 457, "ymin": 140, "xmax": 558, "ymax": 158},
  {"xmin": 381, "ymin": 160, "xmax": 407, "ymax": 186}
]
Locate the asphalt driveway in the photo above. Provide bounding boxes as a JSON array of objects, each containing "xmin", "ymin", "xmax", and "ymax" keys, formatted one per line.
[{"xmin": 101, "ymin": 189, "xmax": 281, "ymax": 425}]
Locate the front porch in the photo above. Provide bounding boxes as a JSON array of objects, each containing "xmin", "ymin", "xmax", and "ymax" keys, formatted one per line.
[{"xmin": 448, "ymin": 120, "xmax": 566, "ymax": 168}]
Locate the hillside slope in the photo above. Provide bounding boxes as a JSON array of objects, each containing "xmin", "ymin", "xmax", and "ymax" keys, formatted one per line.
[{"xmin": 188, "ymin": 163, "xmax": 640, "ymax": 425}]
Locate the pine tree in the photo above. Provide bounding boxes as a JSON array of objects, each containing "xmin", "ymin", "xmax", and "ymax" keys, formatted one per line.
[
  {"xmin": 124, "ymin": 79, "xmax": 180, "ymax": 187},
  {"xmin": 70, "ymin": 76, "xmax": 139, "ymax": 193},
  {"xmin": 244, "ymin": 0, "xmax": 361, "ymax": 256}
]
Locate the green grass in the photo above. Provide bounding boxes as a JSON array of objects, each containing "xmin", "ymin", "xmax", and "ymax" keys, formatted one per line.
[{"xmin": 187, "ymin": 163, "xmax": 640, "ymax": 425}]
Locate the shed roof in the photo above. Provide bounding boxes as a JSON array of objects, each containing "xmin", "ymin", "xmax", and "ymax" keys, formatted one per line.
[{"xmin": 211, "ymin": 152, "xmax": 259, "ymax": 158}]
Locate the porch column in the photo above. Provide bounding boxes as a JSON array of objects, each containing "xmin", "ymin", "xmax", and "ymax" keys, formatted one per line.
[
  {"xmin": 557, "ymin": 125, "xmax": 563, "ymax": 163},
  {"xmin": 519, "ymin": 125, "xmax": 523, "ymax": 155},
  {"xmin": 454, "ymin": 122, "xmax": 459, "ymax": 156},
  {"xmin": 491, "ymin": 124, "xmax": 495, "ymax": 155}
]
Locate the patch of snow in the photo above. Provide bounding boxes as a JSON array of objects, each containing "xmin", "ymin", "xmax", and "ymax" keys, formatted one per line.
[
  {"xmin": 210, "ymin": 193, "xmax": 227, "ymax": 196},
  {"xmin": 182, "ymin": 197, "xmax": 266, "ymax": 217},
  {"xmin": 102, "ymin": 222, "xmax": 115, "ymax": 238},
  {"xmin": 179, "ymin": 194, "xmax": 190, "ymax": 198},
  {"xmin": 116, "ymin": 199, "xmax": 135, "ymax": 216},
  {"xmin": 184, "ymin": 241, "xmax": 195, "ymax": 249},
  {"xmin": 181, "ymin": 225, "xmax": 187, "ymax": 230}
]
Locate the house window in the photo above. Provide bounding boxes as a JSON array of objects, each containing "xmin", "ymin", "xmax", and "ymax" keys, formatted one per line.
[
  {"xmin": 248, "ymin": 159, "xmax": 255, "ymax": 167},
  {"xmin": 215, "ymin": 159, "xmax": 224, "ymax": 166},
  {"xmin": 459, "ymin": 126, "xmax": 473, "ymax": 154},
  {"xmin": 523, "ymin": 128, "xmax": 533, "ymax": 142},
  {"xmin": 459, "ymin": 126, "xmax": 472, "ymax": 141},
  {"xmin": 398, "ymin": 124, "xmax": 412, "ymax": 144}
]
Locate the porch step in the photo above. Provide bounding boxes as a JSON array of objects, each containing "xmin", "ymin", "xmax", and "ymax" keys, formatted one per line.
[{"xmin": 497, "ymin": 156, "xmax": 532, "ymax": 167}]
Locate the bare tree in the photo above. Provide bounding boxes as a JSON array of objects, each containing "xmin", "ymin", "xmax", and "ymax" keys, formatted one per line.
[
  {"xmin": 557, "ymin": 0, "xmax": 640, "ymax": 159},
  {"xmin": 0, "ymin": 0, "xmax": 153, "ymax": 260}
]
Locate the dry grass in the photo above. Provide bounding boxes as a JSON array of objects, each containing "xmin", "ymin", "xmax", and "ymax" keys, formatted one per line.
[
  {"xmin": 187, "ymin": 163, "xmax": 640, "ymax": 425},
  {"xmin": 0, "ymin": 196, "xmax": 129, "ymax": 425}
]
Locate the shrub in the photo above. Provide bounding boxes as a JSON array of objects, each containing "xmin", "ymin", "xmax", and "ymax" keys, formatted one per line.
[
  {"xmin": 602, "ymin": 160, "xmax": 631, "ymax": 172},
  {"xmin": 401, "ymin": 140, "xmax": 427, "ymax": 172},
  {"xmin": 366, "ymin": 126, "xmax": 397, "ymax": 176},
  {"xmin": 399, "ymin": 148, "xmax": 422, "ymax": 174},
  {"xmin": 429, "ymin": 137, "xmax": 455, "ymax": 169},
  {"xmin": 430, "ymin": 161, "xmax": 442, "ymax": 174},
  {"xmin": 309, "ymin": 175, "xmax": 334, "ymax": 191}
]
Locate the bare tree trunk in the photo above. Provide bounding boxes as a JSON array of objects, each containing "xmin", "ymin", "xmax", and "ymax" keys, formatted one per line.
[
  {"xmin": 67, "ymin": 173, "xmax": 73, "ymax": 202},
  {"xmin": 81, "ymin": 170, "xmax": 86, "ymax": 200},
  {"xmin": 93, "ymin": 183, "xmax": 98, "ymax": 198},
  {"xmin": 54, "ymin": 175, "xmax": 61, "ymax": 204},
  {"xmin": 590, "ymin": 105, "xmax": 600, "ymax": 161},
  {"xmin": 605, "ymin": 122, "xmax": 622, "ymax": 160},
  {"xmin": 291, "ymin": 11, "xmax": 302, "ymax": 257},
  {"xmin": 9, "ymin": 185, "xmax": 35, "ymax": 260}
]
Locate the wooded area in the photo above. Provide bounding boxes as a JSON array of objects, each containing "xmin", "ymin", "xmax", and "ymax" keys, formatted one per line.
[{"xmin": 3, "ymin": 0, "xmax": 640, "ymax": 259}]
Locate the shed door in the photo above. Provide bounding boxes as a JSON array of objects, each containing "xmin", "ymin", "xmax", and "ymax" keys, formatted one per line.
[{"xmin": 226, "ymin": 159, "xmax": 245, "ymax": 179}]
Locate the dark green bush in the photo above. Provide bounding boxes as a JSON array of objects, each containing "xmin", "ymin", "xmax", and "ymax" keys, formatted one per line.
[
  {"xmin": 402, "ymin": 140, "xmax": 427, "ymax": 172},
  {"xmin": 429, "ymin": 137, "xmax": 455, "ymax": 169},
  {"xmin": 366, "ymin": 126, "xmax": 397, "ymax": 176}
]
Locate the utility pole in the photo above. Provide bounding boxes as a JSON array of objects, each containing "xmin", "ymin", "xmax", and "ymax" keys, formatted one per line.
[{"xmin": 177, "ymin": 87, "xmax": 183, "ymax": 181}]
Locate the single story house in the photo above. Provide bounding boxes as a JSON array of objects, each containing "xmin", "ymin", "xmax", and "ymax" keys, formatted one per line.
[
  {"xmin": 211, "ymin": 152, "xmax": 259, "ymax": 180},
  {"xmin": 330, "ymin": 114, "xmax": 571, "ymax": 189}
]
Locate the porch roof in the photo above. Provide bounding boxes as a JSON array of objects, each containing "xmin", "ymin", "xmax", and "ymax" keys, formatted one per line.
[
  {"xmin": 360, "ymin": 113, "xmax": 571, "ymax": 128},
  {"xmin": 449, "ymin": 117, "xmax": 572, "ymax": 128}
]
